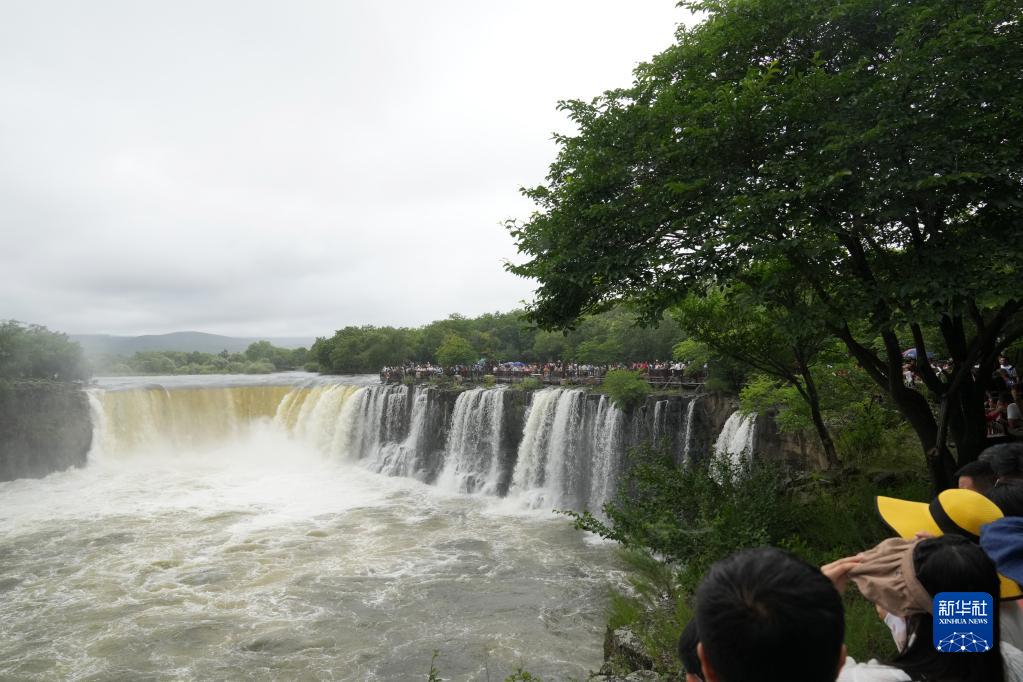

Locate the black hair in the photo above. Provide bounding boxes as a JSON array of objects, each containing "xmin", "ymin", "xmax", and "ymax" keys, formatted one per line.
[
  {"xmin": 891, "ymin": 535, "xmax": 1004, "ymax": 682},
  {"xmin": 982, "ymin": 443, "xmax": 1023, "ymax": 478},
  {"xmin": 694, "ymin": 547, "xmax": 844, "ymax": 682},
  {"xmin": 677, "ymin": 619, "xmax": 702, "ymax": 679},
  {"xmin": 955, "ymin": 460, "xmax": 997, "ymax": 491},
  {"xmin": 987, "ymin": 480, "xmax": 1023, "ymax": 517}
]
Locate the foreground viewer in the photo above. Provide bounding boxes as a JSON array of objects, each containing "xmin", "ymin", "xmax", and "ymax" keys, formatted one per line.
[
  {"xmin": 826, "ymin": 535, "xmax": 1023, "ymax": 682},
  {"xmin": 695, "ymin": 546, "xmax": 846, "ymax": 682}
]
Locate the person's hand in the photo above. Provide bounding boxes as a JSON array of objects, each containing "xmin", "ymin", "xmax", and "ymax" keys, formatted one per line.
[
  {"xmin": 821, "ymin": 556, "xmax": 861, "ymax": 594},
  {"xmin": 914, "ymin": 531, "xmax": 936, "ymax": 540}
]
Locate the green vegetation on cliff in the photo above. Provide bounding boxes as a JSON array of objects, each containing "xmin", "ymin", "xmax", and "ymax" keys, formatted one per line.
[
  {"xmin": 601, "ymin": 370, "xmax": 652, "ymax": 411},
  {"xmin": 0, "ymin": 322, "xmax": 93, "ymax": 480},
  {"xmin": 0, "ymin": 321, "xmax": 89, "ymax": 381}
]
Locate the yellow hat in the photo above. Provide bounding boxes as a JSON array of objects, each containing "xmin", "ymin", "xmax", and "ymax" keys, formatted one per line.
[{"xmin": 876, "ymin": 489, "xmax": 1022, "ymax": 599}]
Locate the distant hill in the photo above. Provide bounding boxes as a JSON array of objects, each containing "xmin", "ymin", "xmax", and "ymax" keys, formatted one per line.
[{"xmin": 71, "ymin": 331, "xmax": 316, "ymax": 357}]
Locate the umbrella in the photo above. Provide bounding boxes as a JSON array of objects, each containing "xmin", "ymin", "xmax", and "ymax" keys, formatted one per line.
[{"xmin": 902, "ymin": 348, "xmax": 936, "ymax": 360}]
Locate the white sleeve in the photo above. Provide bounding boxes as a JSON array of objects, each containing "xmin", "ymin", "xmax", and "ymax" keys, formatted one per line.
[
  {"xmin": 836, "ymin": 656, "xmax": 912, "ymax": 682},
  {"xmin": 1008, "ymin": 403, "xmax": 1022, "ymax": 421}
]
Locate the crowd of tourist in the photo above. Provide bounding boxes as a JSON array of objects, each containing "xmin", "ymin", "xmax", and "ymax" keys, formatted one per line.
[
  {"xmin": 379, "ymin": 359, "xmax": 700, "ymax": 385},
  {"xmin": 678, "ymin": 442, "xmax": 1023, "ymax": 682},
  {"xmin": 902, "ymin": 354, "xmax": 1017, "ymax": 390},
  {"xmin": 900, "ymin": 354, "xmax": 1021, "ymax": 439}
]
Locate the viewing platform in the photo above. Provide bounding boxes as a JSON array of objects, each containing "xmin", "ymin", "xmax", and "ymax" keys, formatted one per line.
[{"xmin": 380, "ymin": 367, "xmax": 706, "ymax": 391}]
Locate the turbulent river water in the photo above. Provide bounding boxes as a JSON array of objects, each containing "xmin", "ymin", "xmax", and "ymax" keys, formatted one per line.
[{"xmin": 0, "ymin": 374, "xmax": 621, "ymax": 681}]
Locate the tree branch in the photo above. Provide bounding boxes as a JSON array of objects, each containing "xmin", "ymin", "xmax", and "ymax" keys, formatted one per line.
[{"xmin": 910, "ymin": 323, "xmax": 946, "ymax": 396}]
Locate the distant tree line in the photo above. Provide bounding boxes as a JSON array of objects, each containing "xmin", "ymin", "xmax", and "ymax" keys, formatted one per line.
[
  {"xmin": 311, "ymin": 308, "xmax": 686, "ymax": 374},
  {"xmin": 92, "ymin": 340, "xmax": 310, "ymax": 376},
  {"xmin": 0, "ymin": 321, "xmax": 89, "ymax": 382}
]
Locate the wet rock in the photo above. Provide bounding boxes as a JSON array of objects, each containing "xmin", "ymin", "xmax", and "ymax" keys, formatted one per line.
[
  {"xmin": 0, "ymin": 381, "xmax": 92, "ymax": 481},
  {"xmin": 624, "ymin": 672, "xmax": 665, "ymax": 681},
  {"xmin": 588, "ymin": 670, "xmax": 668, "ymax": 682},
  {"xmin": 602, "ymin": 626, "xmax": 654, "ymax": 672}
]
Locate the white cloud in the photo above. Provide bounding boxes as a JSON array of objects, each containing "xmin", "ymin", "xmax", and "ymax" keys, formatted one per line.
[{"xmin": 0, "ymin": 0, "xmax": 690, "ymax": 336}]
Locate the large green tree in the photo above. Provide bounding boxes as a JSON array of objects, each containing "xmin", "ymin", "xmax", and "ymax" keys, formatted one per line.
[
  {"xmin": 435, "ymin": 333, "xmax": 477, "ymax": 368},
  {"xmin": 0, "ymin": 321, "xmax": 89, "ymax": 381},
  {"xmin": 313, "ymin": 325, "xmax": 417, "ymax": 374},
  {"xmin": 508, "ymin": 0, "xmax": 1023, "ymax": 488}
]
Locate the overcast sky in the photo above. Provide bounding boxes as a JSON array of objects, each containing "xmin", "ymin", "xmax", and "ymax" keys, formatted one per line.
[{"xmin": 1, "ymin": 1, "xmax": 690, "ymax": 337}]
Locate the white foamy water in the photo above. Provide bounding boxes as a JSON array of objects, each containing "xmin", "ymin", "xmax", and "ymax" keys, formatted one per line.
[
  {"xmin": 0, "ymin": 375, "xmax": 620, "ymax": 681},
  {"xmin": 713, "ymin": 410, "xmax": 757, "ymax": 466}
]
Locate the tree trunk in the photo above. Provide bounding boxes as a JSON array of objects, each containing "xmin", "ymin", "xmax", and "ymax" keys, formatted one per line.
[
  {"xmin": 835, "ymin": 327, "xmax": 952, "ymax": 491},
  {"xmin": 799, "ymin": 364, "xmax": 839, "ymax": 468},
  {"xmin": 946, "ymin": 380, "xmax": 989, "ymax": 467},
  {"xmin": 893, "ymin": 387, "xmax": 953, "ymax": 493}
]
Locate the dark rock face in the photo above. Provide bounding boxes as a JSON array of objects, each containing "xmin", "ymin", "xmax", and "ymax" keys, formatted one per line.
[
  {"xmin": 752, "ymin": 408, "xmax": 827, "ymax": 470},
  {"xmin": 412, "ymin": 386, "xmax": 454, "ymax": 482},
  {"xmin": 0, "ymin": 381, "xmax": 93, "ymax": 481},
  {"xmin": 496, "ymin": 389, "xmax": 529, "ymax": 495},
  {"xmin": 621, "ymin": 391, "xmax": 738, "ymax": 466},
  {"xmin": 393, "ymin": 387, "xmax": 750, "ymax": 499}
]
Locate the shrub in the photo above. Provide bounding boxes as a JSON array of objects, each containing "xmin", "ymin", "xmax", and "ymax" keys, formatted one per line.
[
  {"xmin": 244, "ymin": 361, "xmax": 276, "ymax": 374},
  {"xmin": 565, "ymin": 441, "xmax": 926, "ymax": 670},
  {"xmin": 601, "ymin": 369, "xmax": 651, "ymax": 411},
  {"xmin": 483, "ymin": 374, "xmax": 496, "ymax": 388},
  {"xmin": 519, "ymin": 376, "xmax": 542, "ymax": 391},
  {"xmin": 304, "ymin": 362, "xmax": 320, "ymax": 373}
]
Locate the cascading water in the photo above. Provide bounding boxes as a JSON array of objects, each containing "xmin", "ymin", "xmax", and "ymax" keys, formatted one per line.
[
  {"xmin": 507, "ymin": 389, "xmax": 625, "ymax": 512},
  {"xmin": 340, "ymin": 384, "xmax": 406, "ymax": 461},
  {"xmin": 713, "ymin": 410, "xmax": 757, "ymax": 466},
  {"xmin": 587, "ymin": 395, "xmax": 624, "ymax": 512},
  {"xmin": 86, "ymin": 380, "xmax": 687, "ymax": 512},
  {"xmin": 436, "ymin": 387, "xmax": 505, "ymax": 494},
  {"xmin": 508, "ymin": 389, "xmax": 588, "ymax": 509},
  {"xmin": 651, "ymin": 399, "xmax": 666, "ymax": 442},
  {"xmin": 681, "ymin": 394, "xmax": 700, "ymax": 462},
  {"xmin": 370, "ymin": 386, "xmax": 433, "ymax": 479},
  {"xmin": 1, "ymin": 374, "xmax": 622, "ymax": 680},
  {"xmin": 283, "ymin": 383, "xmax": 362, "ymax": 452},
  {"xmin": 92, "ymin": 384, "xmax": 295, "ymax": 455}
]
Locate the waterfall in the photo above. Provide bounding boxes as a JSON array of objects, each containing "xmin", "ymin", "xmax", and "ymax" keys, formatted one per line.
[
  {"xmin": 436, "ymin": 388, "xmax": 505, "ymax": 494},
  {"xmin": 651, "ymin": 400, "xmax": 666, "ymax": 443},
  {"xmin": 85, "ymin": 379, "xmax": 689, "ymax": 513},
  {"xmin": 85, "ymin": 388, "xmax": 109, "ymax": 462},
  {"xmin": 337, "ymin": 385, "xmax": 403, "ymax": 462},
  {"xmin": 370, "ymin": 387, "xmax": 433, "ymax": 479},
  {"xmin": 713, "ymin": 410, "xmax": 756, "ymax": 467},
  {"xmin": 681, "ymin": 395, "xmax": 700, "ymax": 462},
  {"xmin": 288, "ymin": 384, "xmax": 362, "ymax": 452},
  {"xmin": 509, "ymin": 389, "xmax": 592, "ymax": 510},
  {"xmin": 588, "ymin": 395, "xmax": 624, "ymax": 512},
  {"xmin": 510, "ymin": 389, "xmax": 560, "ymax": 495},
  {"xmin": 91, "ymin": 385, "xmax": 294, "ymax": 456}
]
